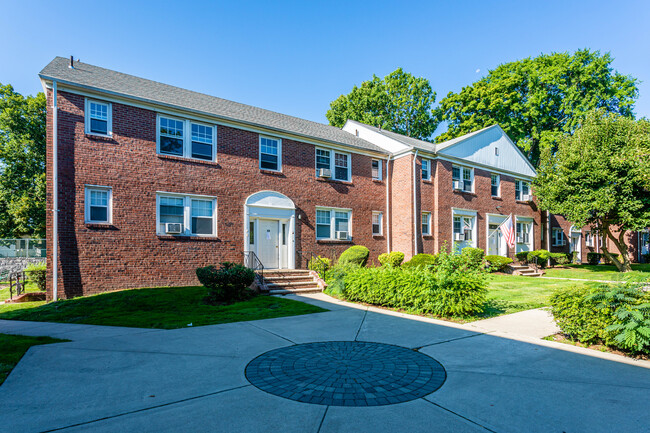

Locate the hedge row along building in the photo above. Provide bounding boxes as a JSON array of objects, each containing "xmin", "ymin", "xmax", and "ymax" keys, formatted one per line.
[{"xmin": 40, "ymin": 57, "xmax": 650, "ymax": 299}]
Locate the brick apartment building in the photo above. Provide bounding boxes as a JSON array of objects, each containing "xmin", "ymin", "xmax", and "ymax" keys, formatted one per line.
[{"xmin": 39, "ymin": 57, "xmax": 649, "ymax": 299}]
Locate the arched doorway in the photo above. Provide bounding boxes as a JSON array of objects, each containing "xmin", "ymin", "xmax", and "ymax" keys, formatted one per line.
[{"xmin": 244, "ymin": 191, "xmax": 296, "ymax": 269}]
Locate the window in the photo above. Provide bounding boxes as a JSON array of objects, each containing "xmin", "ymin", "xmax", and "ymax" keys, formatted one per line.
[
  {"xmin": 85, "ymin": 100, "xmax": 112, "ymax": 136},
  {"xmin": 515, "ymin": 180, "xmax": 531, "ymax": 201},
  {"xmin": 372, "ymin": 160, "xmax": 382, "ymax": 181},
  {"xmin": 191, "ymin": 123, "xmax": 214, "ymax": 160},
  {"xmin": 158, "ymin": 116, "xmax": 216, "ymax": 161},
  {"xmin": 552, "ymin": 228, "xmax": 565, "ymax": 246},
  {"xmin": 422, "ymin": 212, "xmax": 431, "ymax": 235},
  {"xmin": 491, "ymin": 174, "xmax": 500, "ymax": 197},
  {"xmin": 157, "ymin": 193, "xmax": 217, "ymax": 236},
  {"xmin": 316, "ymin": 207, "xmax": 352, "ymax": 240},
  {"xmin": 315, "ymin": 148, "xmax": 351, "ymax": 181},
  {"xmin": 249, "ymin": 221, "xmax": 255, "ymax": 245},
  {"xmin": 421, "ymin": 159, "xmax": 430, "ymax": 181},
  {"xmin": 259, "ymin": 136, "xmax": 281, "ymax": 171},
  {"xmin": 641, "ymin": 232, "xmax": 649, "ymax": 254},
  {"xmin": 452, "ymin": 165, "xmax": 473, "ymax": 192},
  {"xmin": 516, "ymin": 222, "xmax": 531, "ymax": 244},
  {"xmin": 585, "ymin": 231, "xmax": 594, "ymax": 247},
  {"xmin": 453, "ymin": 213, "xmax": 476, "ymax": 245},
  {"xmin": 85, "ymin": 186, "xmax": 111, "ymax": 223},
  {"xmin": 372, "ymin": 211, "xmax": 383, "ymax": 235}
]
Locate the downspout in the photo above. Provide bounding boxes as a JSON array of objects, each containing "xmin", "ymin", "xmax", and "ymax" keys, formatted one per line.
[
  {"xmin": 52, "ymin": 80, "xmax": 58, "ymax": 301},
  {"xmin": 385, "ymin": 156, "xmax": 391, "ymax": 253},
  {"xmin": 412, "ymin": 150, "xmax": 419, "ymax": 256},
  {"xmin": 546, "ymin": 210, "xmax": 551, "ymax": 266}
]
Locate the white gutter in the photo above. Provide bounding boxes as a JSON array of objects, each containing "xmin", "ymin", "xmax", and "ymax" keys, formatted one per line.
[
  {"xmin": 52, "ymin": 81, "xmax": 58, "ymax": 301},
  {"xmin": 412, "ymin": 150, "xmax": 419, "ymax": 256},
  {"xmin": 385, "ymin": 156, "xmax": 391, "ymax": 253},
  {"xmin": 546, "ymin": 210, "xmax": 551, "ymax": 266}
]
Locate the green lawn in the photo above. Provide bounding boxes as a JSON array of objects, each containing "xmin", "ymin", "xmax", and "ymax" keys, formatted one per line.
[
  {"xmin": 0, "ymin": 281, "xmax": 40, "ymax": 302},
  {"xmin": 0, "ymin": 286, "xmax": 326, "ymax": 329},
  {"xmin": 476, "ymin": 274, "xmax": 600, "ymax": 320},
  {"xmin": 543, "ymin": 264, "xmax": 650, "ymax": 282},
  {"xmin": 0, "ymin": 334, "xmax": 66, "ymax": 385}
]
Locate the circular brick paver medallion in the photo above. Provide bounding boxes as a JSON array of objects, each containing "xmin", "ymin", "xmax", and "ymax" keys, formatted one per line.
[{"xmin": 245, "ymin": 341, "xmax": 446, "ymax": 406}]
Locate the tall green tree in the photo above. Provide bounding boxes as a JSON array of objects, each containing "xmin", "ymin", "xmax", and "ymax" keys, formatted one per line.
[
  {"xmin": 327, "ymin": 68, "xmax": 439, "ymax": 141},
  {"xmin": 436, "ymin": 49, "xmax": 639, "ymax": 166},
  {"xmin": 534, "ymin": 110, "xmax": 650, "ymax": 272},
  {"xmin": 0, "ymin": 84, "xmax": 46, "ymax": 238}
]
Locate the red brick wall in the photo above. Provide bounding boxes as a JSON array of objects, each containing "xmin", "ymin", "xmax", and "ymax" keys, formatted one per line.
[
  {"xmin": 46, "ymin": 90, "xmax": 387, "ymax": 299},
  {"xmin": 389, "ymin": 155, "xmax": 414, "ymax": 259}
]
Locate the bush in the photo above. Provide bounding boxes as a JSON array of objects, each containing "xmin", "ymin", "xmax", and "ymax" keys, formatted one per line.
[
  {"xmin": 324, "ymin": 262, "xmax": 360, "ymax": 297},
  {"xmin": 485, "ymin": 255, "xmax": 513, "ymax": 272},
  {"xmin": 196, "ymin": 262, "xmax": 256, "ymax": 304},
  {"xmin": 587, "ymin": 252, "xmax": 601, "ymax": 265},
  {"xmin": 338, "ymin": 246, "xmax": 370, "ymax": 267},
  {"xmin": 515, "ymin": 252, "xmax": 528, "ymax": 263},
  {"xmin": 550, "ymin": 286, "xmax": 612, "ymax": 345},
  {"xmin": 308, "ymin": 256, "xmax": 331, "ymax": 276},
  {"xmin": 378, "ymin": 251, "xmax": 405, "ymax": 267},
  {"xmin": 402, "ymin": 253, "xmax": 437, "ymax": 269},
  {"xmin": 25, "ymin": 262, "xmax": 46, "ymax": 291},
  {"xmin": 549, "ymin": 252, "xmax": 569, "ymax": 266},
  {"xmin": 461, "ymin": 247, "xmax": 485, "ymax": 269},
  {"xmin": 571, "ymin": 251, "xmax": 579, "ymax": 264}
]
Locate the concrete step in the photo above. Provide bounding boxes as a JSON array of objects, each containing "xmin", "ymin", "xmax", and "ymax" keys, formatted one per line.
[
  {"xmin": 266, "ymin": 281, "xmax": 318, "ymax": 289},
  {"xmin": 264, "ymin": 275, "xmax": 314, "ymax": 282},
  {"xmin": 269, "ymin": 287, "xmax": 322, "ymax": 295}
]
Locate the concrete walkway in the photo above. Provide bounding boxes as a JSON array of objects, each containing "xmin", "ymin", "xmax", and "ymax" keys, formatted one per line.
[
  {"xmin": 1, "ymin": 294, "xmax": 649, "ymax": 432},
  {"xmin": 467, "ymin": 308, "xmax": 560, "ymax": 339}
]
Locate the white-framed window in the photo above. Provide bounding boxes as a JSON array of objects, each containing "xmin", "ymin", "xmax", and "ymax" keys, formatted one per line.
[
  {"xmin": 452, "ymin": 210, "xmax": 477, "ymax": 248},
  {"xmin": 315, "ymin": 148, "xmax": 351, "ymax": 181},
  {"xmin": 552, "ymin": 228, "xmax": 565, "ymax": 246},
  {"xmin": 452, "ymin": 165, "xmax": 473, "ymax": 192},
  {"xmin": 491, "ymin": 174, "xmax": 500, "ymax": 197},
  {"xmin": 85, "ymin": 186, "xmax": 112, "ymax": 224},
  {"xmin": 315, "ymin": 207, "xmax": 351, "ymax": 240},
  {"xmin": 422, "ymin": 212, "xmax": 431, "ymax": 235},
  {"xmin": 259, "ymin": 136, "xmax": 281, "ymax": 171},
  {"xmin": 156, "ymin": 193, "xmax": 217, "ymax": 237},
  {"xmin": 516, "ymin": 222, "xmax": 531, "ymax": 244},
  {"xmin": 372, "ymin": 211, "xmax": 383, "ymax": 235},
  {"xmin": 421, "ymin": 159, "xmax": 431, "ymax": 181},
  {"xmin": 640, "ymin": 231, "xmax": 649, "ymax": 254},
  {"xmin": 515, "ymin": 180, "xmax": 531, "ymax": 201},
  {"xmin": 372, "ymin": 159, "xmax": 382, "ymax": 181},
  {"xmin": 157, "ymin": 115, "xmax": 216, "ymax": 161},
  {"xmin": 585, "ymin": 231, "xmax": 594, "ymax": 247},
  {"xmin": 85, "ymin": 99, "xmax": 112, "ymax": 136}
]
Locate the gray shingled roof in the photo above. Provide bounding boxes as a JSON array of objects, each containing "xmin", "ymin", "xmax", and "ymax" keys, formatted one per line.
[{"xmin": 39, "ymin": 57, "xmax": 388, "ymax": 154}]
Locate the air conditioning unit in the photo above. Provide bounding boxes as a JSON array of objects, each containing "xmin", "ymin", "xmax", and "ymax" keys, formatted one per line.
[
  {"xmin": 522, "ymin": 194, "xmax": 533, "ymax": 202},
  {"xmin": 516, "ymin": 236, "xmax": 524, "ymax": 243},
  {"xmin": 454, "ymin": 233, "xmax": 465, "ymax": 241},
  {"xmin": 453, "ymin": 180, "xmax": 463, "ymax": 190},
  {"xmin": 336, "ymin": 231, "xmax": 349, "ymax": 240},
  {"xmin": 165, "ymin": 223, "xmax": 183, "ymax": 234},
  {"xmin": 317, "ymin": 168, "xmax": 332, "ymax": 178}
]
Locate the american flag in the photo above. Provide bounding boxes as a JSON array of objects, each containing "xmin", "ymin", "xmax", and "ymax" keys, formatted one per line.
[{"xmin": 500, "ymin": 215, "xmax": 515, "ymax": 249}]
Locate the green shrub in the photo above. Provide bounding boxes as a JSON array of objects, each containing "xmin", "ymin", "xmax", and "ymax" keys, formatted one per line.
[
  {"xmin": 324, "ymin": 262, "xmax": 360, "ymax": 297},
  {"xmin": 402, "ymin": 253, "xmax": 437, "ymax": 269},
  {"xmin": 25, "ymin": 262, "xmax": 46, "ymax": 291},
  {"xmin": 196, "ymin": 262, "xmax": 256, "ymax": 304},
  {"xmin": 550, "ymin": 286, "xmax": 612, "ymax": 345},
  {"xmin": 338, "ymin": 246, "xmax": 370, "ymax": 267},
  {"xmin": 571, "ymin": 251, "xmax": 579, "ymax": 264},
  {"xmin": 526, "ymin": 250, "xmax": 551, "ymax": 267},
  {"xmin": 515, "ymin": 252, "xmax": 528, "ymax": 263},
  {"xmin": 308, "ymin": 256, "xmax": 331, "ymax": 276},
  {"xmin": 485, "ymin": 255, "xmax": 513, "ymax": 272},
  {"xmin": 587, "ymin": 252, "xmax": 601, "ymax": 265},
  {"xmin": 378, "ymin": 251, "xmax": 405, "ymax": 267},
  {"xmin": 461, "ymin": 247, "xmax": 485, "ymax": 268},
  {"xmin": 549, "ymin": 252, "xmax": 569, "ymax": 266},
  {"xmin": 605, "ymin": 303, "xmax": 650, "ymax": 353},
  {"xmin": 642, "ymin": 253, "xmax": 650, "ymax": 264}
]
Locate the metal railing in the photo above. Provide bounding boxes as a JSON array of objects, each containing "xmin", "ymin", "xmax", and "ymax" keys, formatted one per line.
[
  {"xmin": 0, "ymin": 239, "xmax": 46, "ymax": 258},
  {"xmin": 296, "ymin": 250, "xmax": 329, "ymax": 274},
  {"xmin": 243, "ymin": 251, "xmax": 264, "ymax": 280},
  {"xmin": 7, "ymin": 270, "xmax": 27, "ymax": 299}
]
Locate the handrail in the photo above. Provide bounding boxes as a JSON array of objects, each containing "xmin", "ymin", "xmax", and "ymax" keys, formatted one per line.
[
  {"xmin": 242, "ymin": 251, "xmax": 264, "ymax": 279},
  {"xmin": 296, "ymin": 250, "xmax": 328, "ymax": 275}
]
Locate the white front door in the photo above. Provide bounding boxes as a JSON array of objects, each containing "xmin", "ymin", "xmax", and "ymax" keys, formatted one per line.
[
  {"xmin": 488, "ymin": 223, "xmax": 502, "ymax": 256},
  {"xmin": 570, "ymin": 234, "xmax": 581, "ymax": 262},
  {"xmin": 258, "ymin": 219, "xmax": 279, "ymax": 268}
]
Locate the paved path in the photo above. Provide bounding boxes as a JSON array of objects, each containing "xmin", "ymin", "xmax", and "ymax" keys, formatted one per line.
[
  {"xmin": 1, "ymin": 294, "xmax": 649, "ymax": 432},
  {"xmin": 467, "ymin": 308, "xmax": 560, "ymax": 339},
  {"xmin": 539, "ymin": 276, "xmax": 619, "ymax": 283}
]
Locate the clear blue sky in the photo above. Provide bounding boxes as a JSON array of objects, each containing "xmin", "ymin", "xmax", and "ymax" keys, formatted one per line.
[{"xmin": 2, "ymin": 0, "xmax": 649, "ymax": 133}]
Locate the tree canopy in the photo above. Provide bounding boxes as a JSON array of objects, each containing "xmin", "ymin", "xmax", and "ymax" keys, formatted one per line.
[
  {"xmin": 534, "ymin": 110, "xmax": 650, "ymax": 272},
  {"xmin": 435, "ymin": 49, "xmax": 639, "ymax": 166},
  {"xmin": 0, "ymin": 84, "xmax": 46, "ymax": 238},
  {"xmin": 326, "ymin": 68, "xmax": 439, "ymax": 141}
]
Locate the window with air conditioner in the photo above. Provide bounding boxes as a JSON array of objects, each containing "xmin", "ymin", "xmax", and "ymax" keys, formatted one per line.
[
  {"xmin": 515, "ymin": 180, "xmax": 532, "ymax": 201},
  {"xmin": 516, "ymin": 222, "xmax": 531, "ymax": 244},
  {"xmin": 452, "ymin": 165, "xmax": 473, "ymax": 192},
  {"xmin": 316, "ymin": 207, "xmax": 351, "ymax": 240},
  {"xmin": 157, "ymin": 193, "xmax": 217, "ymax": 237},
  {"xmin": 315, "ymin": 148, "xmax": 350, "ymax": 181},
  {"xmin": 585, "ymin": 231, "xmax": 594, "ymax": 247},
  {"xmin": 453, "ymin": 213, "xmax": 476, "ymax": 246}
]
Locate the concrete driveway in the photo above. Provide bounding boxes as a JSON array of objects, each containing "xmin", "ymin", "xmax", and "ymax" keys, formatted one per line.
[{"xmin": 0, "ymin": 294, "xmax": 649, "ymax": 433}]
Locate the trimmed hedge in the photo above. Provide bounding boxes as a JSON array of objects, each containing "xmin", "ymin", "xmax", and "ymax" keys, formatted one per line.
[
  {"xmin": 378, "ymin": 251, "xmax": 405, "ymax": 267},
  {"xmin": 485, "ymin": 255, "xmax": 513, "ymax": 272},
  {"xmin": 338, "ymin": 246, "xmax": 370, "ymax": 267},
  {"xmin": 402, "ymin": 253, "xmax": 437, "ymax": 269},
  {"xmin": 196, "ymin": 262, "xmax": 256, "ymax": 304}
]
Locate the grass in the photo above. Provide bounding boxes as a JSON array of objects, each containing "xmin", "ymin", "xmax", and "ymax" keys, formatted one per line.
[
  {"xmin": 0, "ymin": 286, "xmax": 327, "ymax": 329},
  {"xmin": 543, "ymin": 264, "xmax": 650, "ymax": 282},
  {"xmin": 0, "ymin": 334, "xmax": 66, "ymax": 385},
  {"xmin": 474, "ymin": 274, "xmax": 601, "ymax": 320},
  {"xmin": 0, "ymin": 281, "xmax": 41, "ymax": 302}
]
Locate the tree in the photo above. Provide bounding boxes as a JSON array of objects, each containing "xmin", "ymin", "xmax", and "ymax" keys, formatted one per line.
[
  {"xmin": 326, "ymin": 68, "xmax": 439, "ymax": 141},
  {"xmin": 436, "ymin": 49, "xmax": 639, "ymax": 166},
  {"xmin": 0, "ymin": 84, "xmax": 46, "ymax": 238},
  {"xmin": 534, "ymin": 110, "xmax": 650, "ymax": 272}
]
